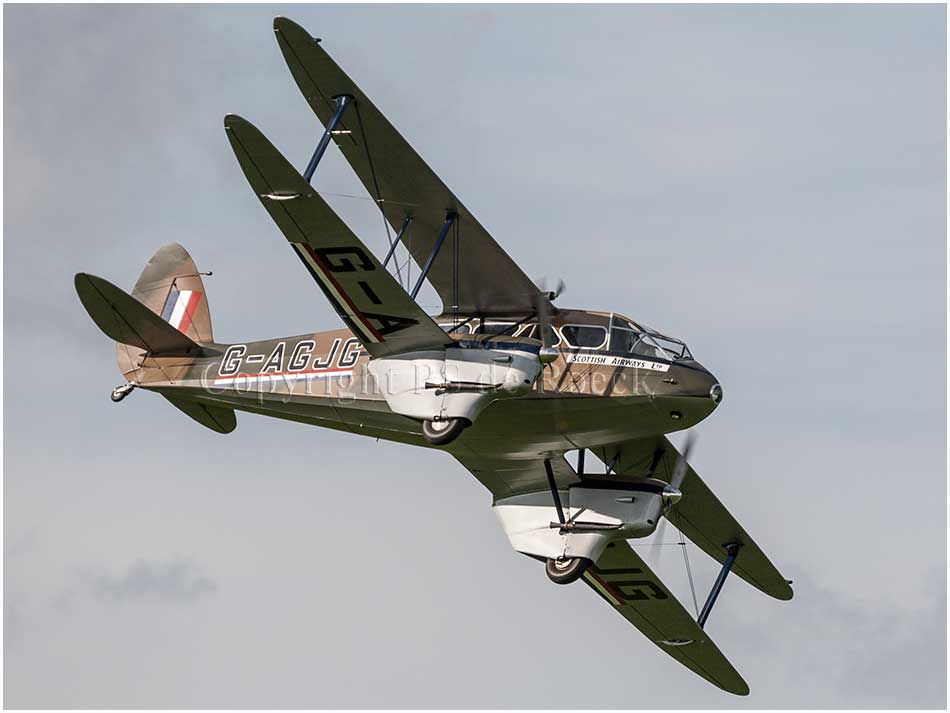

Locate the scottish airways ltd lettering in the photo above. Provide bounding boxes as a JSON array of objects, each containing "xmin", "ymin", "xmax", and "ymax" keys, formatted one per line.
[{"xmin": 565, "ymin": 353, "xmax": 671, "ymax": 372}]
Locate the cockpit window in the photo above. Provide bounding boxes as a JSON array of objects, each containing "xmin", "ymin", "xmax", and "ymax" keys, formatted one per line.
[
  {"xmin": 609, "ymin": 325, "xmax": 691, "ymax": 360},
  {"xmin": 608, "ymin": 327, "xmax": 639, "ymax": 353},
  {"xmin": 560, "ymin": 324, "xmax": 608, "ymax": 349},
  {"xmin": 648, "ymin": 333, "xmax": 691, "ymax": 360}
]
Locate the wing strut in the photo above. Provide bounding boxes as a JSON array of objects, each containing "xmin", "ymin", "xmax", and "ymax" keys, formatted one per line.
[
  {"xmin": 543, "ymin": 458, "xmax": 566, "ymax": 525},
  {"xmin": 303, "ymin": 94, "xmax": 351, "ymax": 182},
  {"xmin": 697, "ymin": 542, "xmax": 741, "ymax": 628},
  {"xmin": 410, "ymin": 212, "xmax": 456, "ymax": 300},
  {"xmin": 382, "ymin": 215, "xmax": 412, "ymax": 269}
]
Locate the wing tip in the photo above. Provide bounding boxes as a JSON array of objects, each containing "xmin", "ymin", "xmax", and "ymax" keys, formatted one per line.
[
  {"xmin": 223, "ymin": 113, "xmax": 247, "ymax": 130},
  {"xmin": 273, "ymin": 16, "xmax": 306, "ymax": 37}
]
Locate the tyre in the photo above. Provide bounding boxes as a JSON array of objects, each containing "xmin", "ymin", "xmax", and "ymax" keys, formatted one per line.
[
  {"xmin": 545, "ymin": 556, "xmax": 593, "ymax": 585},
  {"xmin": 421, "ymin": 417, "xmax": 469, "ymax": 446}
]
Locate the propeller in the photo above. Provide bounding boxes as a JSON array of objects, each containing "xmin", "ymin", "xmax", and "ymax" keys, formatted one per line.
[
  {"xmin": 649, "ymin": 432, "xmax": 696, "ymax": 568},
  {"xmin": 534, "ymin": 278, "xmax": 566, "ymax": 365},
  {"xmin": 668, "ymin": 431, "xmax": 696, "ymax": 492},
  {"xmin": 542, "ymin": 277, "xmax": 566, "ymax": 302}
]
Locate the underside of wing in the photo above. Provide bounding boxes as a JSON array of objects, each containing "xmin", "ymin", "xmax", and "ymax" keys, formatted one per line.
[
  {"xmin": 273, "ymin": 16, "xmax": 544, "ymax": 317},
  {"xmin": 598, "ymin": 436, "xmax": 794, "ymax": 601},
  {"xmin": 584, "ymin": 541, "xmax": 749, "ymax": 696},
  {"xmin": 225, "ymin": 114, "xmax": 451, "ymax": 358},
  {"xmin": 452, "ymin": 450, "xmax": 580, "ymax": 499}
]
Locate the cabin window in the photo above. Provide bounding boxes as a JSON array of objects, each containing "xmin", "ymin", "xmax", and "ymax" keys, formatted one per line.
[
  {"xmin": 440, "ymin": 322, "xmax": 472, "ymax": 335},
  {"xmin": 473, "ymin": 321, "xmax": 515, "ymax": 336},
  {"xmin": 560, "ymin": 324, "xmax": 608, "ymax": 349}
]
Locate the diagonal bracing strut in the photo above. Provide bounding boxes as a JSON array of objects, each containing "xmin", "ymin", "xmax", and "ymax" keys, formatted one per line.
[
  {"xmin": 303, "ymin": 94, "xmax": 352, "ymax": 182},
  {"xmin": 697, "ymin": 542, "xmax": 742, "ymax": 628},
  {"xmin": 410, "ymin": 212, "xmax": 456, "ymax": 300}
]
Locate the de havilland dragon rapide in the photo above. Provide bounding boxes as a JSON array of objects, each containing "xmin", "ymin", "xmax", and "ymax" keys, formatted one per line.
[{"xmin": 76, "ymin": 17, "xmax": 792, "ymax": 695}]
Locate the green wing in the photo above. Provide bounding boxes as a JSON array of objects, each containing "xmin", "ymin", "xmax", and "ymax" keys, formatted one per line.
[
  {"xmin": 273, "ymin": 16, "xmax": 544, "ymax": 318},
  {"xmin": 225, "ymin": 114, "xmax": 451, "ymax": 358}
]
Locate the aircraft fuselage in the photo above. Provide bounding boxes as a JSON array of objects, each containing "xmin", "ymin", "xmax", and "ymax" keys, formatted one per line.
[{"xmin": 129, "ymin": 310, "xmax": 722, "ymax": 458}]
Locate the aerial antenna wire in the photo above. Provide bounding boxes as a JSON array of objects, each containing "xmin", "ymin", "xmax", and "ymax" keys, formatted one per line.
[
  {"xmin": 670, "ymin": 506, "xmax": 700, "ymax": 617},
  {"xmin": 353, "ymin": 101, "xmax": 404, "ymax": 288},
  {"xmin": 452, "ymin": 214, "xmax": 459, "ymax": 324}
]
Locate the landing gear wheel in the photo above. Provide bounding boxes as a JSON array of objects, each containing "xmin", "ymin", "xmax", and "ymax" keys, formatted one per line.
[
  {"xmin": 545, "ymin": 556, "xmax": 593, "ymax": 585},
  {"xmin": 421, "ymin": 417, "xmax": 469, "ymax": 446}
]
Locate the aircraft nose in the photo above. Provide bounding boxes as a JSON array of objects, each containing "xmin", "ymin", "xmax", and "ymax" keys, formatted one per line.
[{"xmin": 710, "ymin": 382, "xmax": 723, "ymax": 405}]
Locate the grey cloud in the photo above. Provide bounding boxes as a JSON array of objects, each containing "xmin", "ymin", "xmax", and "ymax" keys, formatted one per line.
[
  {"xmin": 728, "ymin": 567, "xmax": 947, "ymax": 707},
  {"xmin": 83, "ymin": 558, "xmax": 217, "ymax": 604}
]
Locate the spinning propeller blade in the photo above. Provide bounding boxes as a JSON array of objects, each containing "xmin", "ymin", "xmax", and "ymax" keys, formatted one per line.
[
  {"xmin": 534, "ymin": 278, "xmax": 566, "ymax": 355},
  {"xmin": 649, "ymin": 518, "xmax": 669, "ymax": 566},
  {"xmin": 654, "ymin": 432, "xmax": 696, "ymax": 562},
  {"xmin": 669, "ymin": 431, "xmax": 696, "ymax": 490}
]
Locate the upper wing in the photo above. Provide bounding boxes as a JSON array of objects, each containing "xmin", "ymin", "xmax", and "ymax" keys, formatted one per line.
[
  {"xmin": 584, "ymin": 540, "xmax": 749, "ymax": 696},
  {"xmin": 273, "ymin": 16, "xmax": 545, "ymax": 317},
  {"xmin": 597, "ymin": 436, "xmax": 794, "ymax": 601},
  {"xmin": 225, "ymin": 114, "xmax": 451, "ymax": 358}
]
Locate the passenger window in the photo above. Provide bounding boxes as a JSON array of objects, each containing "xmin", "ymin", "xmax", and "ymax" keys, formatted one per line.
[
  {"xmin": 440, "ymin": 322, "xmax": 472, "ymax": 335},
  {"xmin": 560, "ymin": 325, "xmax": 607, "ymax": 349},
  {"xmin": 474, "ymin": 322, "xmax": 515, "ymax": 335}
]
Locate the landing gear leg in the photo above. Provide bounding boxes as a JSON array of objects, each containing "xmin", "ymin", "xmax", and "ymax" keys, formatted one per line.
[
  {"xmin": 542, "ymin": 457, "xmax": 593, "ymax": 584},
  {"xmin": 111, "ymin": 383, "xmax": 136, "ymax": 403}
]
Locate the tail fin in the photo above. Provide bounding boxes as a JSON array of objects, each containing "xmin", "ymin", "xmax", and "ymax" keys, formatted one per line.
[
  {"xmin": 129, "ymin": 243, "xmax": 214, "ymax": 344},
  {"xmin": 75, "ymin": 243, "xmax": 214, "ymax": 379}
]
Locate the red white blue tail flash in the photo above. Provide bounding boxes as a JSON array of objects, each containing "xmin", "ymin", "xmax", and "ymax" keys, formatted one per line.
[{"xmin": 161, "ymin": 286, "xmax": 202, "ymax": 334}]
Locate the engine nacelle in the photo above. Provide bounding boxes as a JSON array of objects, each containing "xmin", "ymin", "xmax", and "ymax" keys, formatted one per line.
[
  {"xmin": 368, "ymin": 343, "xmax": 541, "ymax": 423},
  {"xmin": 493, "ymin": 483, "xmax": 666, "ymax": 563}
]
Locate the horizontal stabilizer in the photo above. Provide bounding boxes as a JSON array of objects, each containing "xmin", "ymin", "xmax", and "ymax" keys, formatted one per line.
[
  {"xmin": 75, "ymin": 273, "xmax": 203, "ymax": 356},
  {"xmin": 584, "ymin": 541, "xmax": 749, "ymax": 696},
  {"xmin": 163, "ymin": 395, "xmax": 237, "ymax": 434}
]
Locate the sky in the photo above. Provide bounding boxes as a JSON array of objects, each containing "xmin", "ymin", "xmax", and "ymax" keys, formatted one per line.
[{"xmin": 4, "ymin": 4, "xmax": 946, "ymax": 708}]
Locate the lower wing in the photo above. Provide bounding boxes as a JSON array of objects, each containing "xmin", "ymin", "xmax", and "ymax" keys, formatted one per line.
[{"xmin": 585, "ymin": 540, "xmax": 749, "ymax": 695}]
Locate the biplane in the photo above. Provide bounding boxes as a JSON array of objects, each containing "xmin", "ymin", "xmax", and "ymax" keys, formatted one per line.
[{"xmin": 75, "ymin": 17, "xmax": 792, "ymax": 696}]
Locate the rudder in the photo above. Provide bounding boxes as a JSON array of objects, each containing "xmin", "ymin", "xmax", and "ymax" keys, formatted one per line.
[{"xmin": 131, "ymin": 243, "xmax": 214, "ymax": 343}]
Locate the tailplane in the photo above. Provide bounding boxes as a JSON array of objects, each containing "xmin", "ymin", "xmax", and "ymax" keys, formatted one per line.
[{"xmin": 75, "ymin": 272, "xmax": 203, "ymax": 357}]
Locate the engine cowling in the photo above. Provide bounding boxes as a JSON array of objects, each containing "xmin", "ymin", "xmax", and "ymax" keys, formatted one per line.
[
  {"xmin": 367, "ymin": 342, "xmax": 542, "ymax": 424},
  {"xmin": 493, "ymin": 483, "xmax": 666, "ymax": 563}
]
